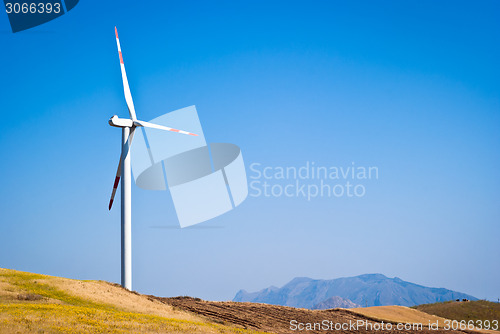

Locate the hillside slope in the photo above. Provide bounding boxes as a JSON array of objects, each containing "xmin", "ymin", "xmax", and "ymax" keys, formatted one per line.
[
  {"xmin": 234, "ymin": 274, "xmax": 477, "ymax": 308},
  {"xmin": 0, "ymin": 268, "xmax": 489, "ymax": 334},
  {"xmin": 349, "ymin": 305, "xmax": 498, "ymax": 333},
  {"xmin": 350, "ymin": 305, "xmax": 450, "ymax": 326},
  {"xmin": 156, "ymin": 296, "xmax": 493, "ymax": 334},
  {"xmin": 414, "ymin": 300, "xmax": 500, "ymax": 326},
  {"xmin": 0, "ymin": 268, "xmax": 262, "ymax": 334}
]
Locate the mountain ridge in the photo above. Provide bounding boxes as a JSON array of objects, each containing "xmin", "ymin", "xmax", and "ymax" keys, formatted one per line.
[
  {"xmin": 233, "ymin": 273, "xmax": 477, "ymax": 309},
  {"xmin": 312, "ymin": 296, "xmax": 360, "ymax": 309}
]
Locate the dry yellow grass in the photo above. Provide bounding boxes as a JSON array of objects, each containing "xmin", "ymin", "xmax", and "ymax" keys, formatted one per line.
[
  {"xmin": 0, "ymin": 279, "xmax": 18, "ymax": 300},
  {"xmin": 348, "ymin": 305, "xmax": 497, "ymax": 334},
  {"xmin": 38, "ymin": 277, "xmax": 200, "ymax": 321},
  {"xmin": 0, "ymin": 268, "xmax": 267, "ymax": 334},
  {"xmin": 349, "ymin": 305, "xmax": 449, "ymax": 326}
]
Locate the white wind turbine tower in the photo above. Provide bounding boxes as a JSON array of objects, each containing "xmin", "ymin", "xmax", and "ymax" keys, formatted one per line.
[{"xmin": 108, "ymin": 27, "xmax": 198, "ymax": 290}]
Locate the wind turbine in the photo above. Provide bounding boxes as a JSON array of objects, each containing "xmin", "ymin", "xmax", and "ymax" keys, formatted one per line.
[{"xmin": 108, "ymin": 27, "xmax": 198, "ymax": 291}]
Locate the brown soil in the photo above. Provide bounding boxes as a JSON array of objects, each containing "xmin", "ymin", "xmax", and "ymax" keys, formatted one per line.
[{"xmin": 153, "ymin": 296, "xmax": 482, "ymax": 334}]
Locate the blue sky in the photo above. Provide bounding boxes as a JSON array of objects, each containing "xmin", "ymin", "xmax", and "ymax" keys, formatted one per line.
[{"xmin": 0, "ymin": 0, "xmax": 499, "ymax": 302}]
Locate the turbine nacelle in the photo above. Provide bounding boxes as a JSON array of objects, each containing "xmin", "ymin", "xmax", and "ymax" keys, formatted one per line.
[
  {"xmin": 109, "ymin": 115, "xmax": 199, "ymax": 137},
  {"xmin": 109, "ymin": 115, "xmax": 134, "ymax": 128}
]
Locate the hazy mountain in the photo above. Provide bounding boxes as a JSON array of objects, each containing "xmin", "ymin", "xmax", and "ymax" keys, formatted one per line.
[
  {"xmin": 233, "ymin": 274, "xmax": 477, "ymax": 309},
  {"xmin": 312, "ymin": 296, "xmax": 360, "ymax": 310}
]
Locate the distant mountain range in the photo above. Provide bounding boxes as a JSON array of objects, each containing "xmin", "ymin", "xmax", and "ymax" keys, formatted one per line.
[{"xmin": 233, "ymin": 274, "xmax": 477, "ymax": 309}]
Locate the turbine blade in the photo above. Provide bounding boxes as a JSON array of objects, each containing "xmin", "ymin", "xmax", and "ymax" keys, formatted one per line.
[
  {"xmin": 108, "ymin": 128, "xmax": 136, "ymax": 210},
  {"xmin": 115, "ymin": 27, "xmax": 137, "ymax": 121},
  {"xmin": 108, "ymin": 157, "xmax": 122, "ymax": 210},
  {"xmin": 134, "ymin": 120, "xmax": 198, "ymax": 136}
]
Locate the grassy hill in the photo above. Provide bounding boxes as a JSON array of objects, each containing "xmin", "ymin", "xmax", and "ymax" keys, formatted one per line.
[
  {"xmin": 2, "ymin": 267, "xmax": 495, "ymax": 334},
  {"xmin": 0, "ymin": 268, "xmax": 263, "ymax": 334},
  {"xmin": 413, "ymin": 300, "xmax": 500, "ymax": 329}
]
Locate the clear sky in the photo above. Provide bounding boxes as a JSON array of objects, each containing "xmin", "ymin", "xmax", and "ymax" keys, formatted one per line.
[{"xmin": 0, "ymin": 1, "xmax": 499, "ymax": 302}]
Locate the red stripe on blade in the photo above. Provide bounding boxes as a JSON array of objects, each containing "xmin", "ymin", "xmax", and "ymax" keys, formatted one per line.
[
  {"xmin": 189, "ymin": 133, "xmax": 198, "ymax": 136},
  {"xmin": 113, "ymin": 176, "xmax": 120, "ymax": 188},
  {"xmin": 119, "ymin": 51, "xmax": 124, "ymax": 64},
  {"xmin": 115, "ymin": 27, "xmax": 119, "ymax": 39},
  {"xmin": 170, "ymin": 129, "xmax": 180, "ymax": 132}
]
